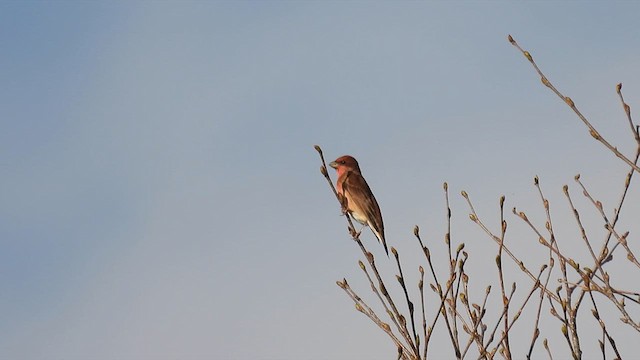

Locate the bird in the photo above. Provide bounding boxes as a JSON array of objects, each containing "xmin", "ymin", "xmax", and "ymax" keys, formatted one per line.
[{"xmin": 329, "ymin": 155, "xmax": 388, "ymax": 256}]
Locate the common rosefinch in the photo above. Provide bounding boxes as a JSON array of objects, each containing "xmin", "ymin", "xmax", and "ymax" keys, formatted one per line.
[{"xmin": 330, "ymin": 155, "xmax": 388, "ymax": 256}]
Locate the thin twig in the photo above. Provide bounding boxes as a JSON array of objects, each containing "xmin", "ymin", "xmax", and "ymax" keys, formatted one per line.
[{"xmin": 508, "ymin": 35, "xmax": 640, "ymax": 173}]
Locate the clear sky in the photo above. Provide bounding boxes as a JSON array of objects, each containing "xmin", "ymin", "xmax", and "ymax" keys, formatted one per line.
[{"xmin": 2, "ymin": 1, "xmax": 640, "ymax": 359}]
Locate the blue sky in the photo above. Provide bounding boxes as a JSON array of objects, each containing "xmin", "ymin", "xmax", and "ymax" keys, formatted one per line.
[{"xmin": 2, "ymin": 1, "xmax": 640, "ymax": 359}]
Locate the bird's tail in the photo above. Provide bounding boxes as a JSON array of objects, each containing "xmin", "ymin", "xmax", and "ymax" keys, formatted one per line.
[{"xmin": 370, "ymin": 225, "xmax": 389, "ymax": 257}]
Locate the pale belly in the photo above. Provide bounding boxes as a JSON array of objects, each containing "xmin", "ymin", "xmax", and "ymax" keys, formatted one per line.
[{"xmin": 349, "ymin": 210, "xmax": 368, "ymax": 226}]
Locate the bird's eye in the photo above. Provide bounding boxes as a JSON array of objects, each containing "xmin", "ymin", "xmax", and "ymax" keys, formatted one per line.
[{"xmin": 340, "ymin": 160, "xmax": 345, "ymax": 164}]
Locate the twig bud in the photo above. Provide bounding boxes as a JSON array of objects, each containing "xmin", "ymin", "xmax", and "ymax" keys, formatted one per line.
[
  {"xmin": 564, "ymin": 96, "xmax": 574, "ymax": 107},
  {"xmin": 469, "ymin": 213, "xmax": 477, "ymax": 222},
  {"xmin": 568, "ymin": 258, "xmax": 579, "ymax": 270},
  {"xmin": 460, "ymin": 293, "xmax": 468, "ymax": 305},
  {"xmin": 443, "ymin": 182, "xmax": 448, "ymax": 191},
  {"xmin": 413, "ymin": 225, "xmax": 419, "ymax": 237},
  {"xmin": 541, "ymin": 76, "xmax": 551, "ymax": 88},
  {"xmin": 358, "ymin": 260, "xmax": 365, "ymax": 270},
  {"xmin": 523, "ymin": 51, "xmax": 532, "ymax": 62},
  {"xmin": 589, "ymin": 129, "xmax": 600, "ymax": 140},
  {"xmin": 461, "ymin": 190, "xmax": 468, "ymax": 199},
  {"xmin": 313, "ymin": 145, "xmax": 322, "ymax": 155},
  {"xmin": 320, "ymin": 165, "xmax": 328, "ymax": 177},
  {"xmin": 534, "ymin": 175, "xmax": 539, "ymax": 185},
  {"xmin": 391, "ymin": 247, "xmax": 398, "ymax": 258},
  {"xmin": 508, "ymin": 34, "xmax": 515, "ymax": 44},
  {"xmin": 366, "ymin": 251, "xmax": 374, "ymax": 264},
  {"xmin": 540, "ymin": 264, "xmax": 548, "ymax": 272},
  {"xmin": 616, "ymin": 83, "xmax": 622, "ymax": 93}
]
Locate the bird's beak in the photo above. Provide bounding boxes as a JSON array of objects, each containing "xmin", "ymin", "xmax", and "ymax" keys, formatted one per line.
[{"xmin": 329, "ymin": 161, "xmax": 338, "ymax": 169}]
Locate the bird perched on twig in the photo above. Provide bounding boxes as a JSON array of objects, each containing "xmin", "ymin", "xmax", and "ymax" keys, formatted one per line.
[{"xmin": 330, "ymin": 155, "xmax": 388, "ymax": 256}]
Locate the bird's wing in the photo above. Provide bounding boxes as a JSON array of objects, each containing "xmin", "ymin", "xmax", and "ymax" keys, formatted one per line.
[{"xmin": 343, "ymin": 172, "xmax": 384, "ymax": 237}]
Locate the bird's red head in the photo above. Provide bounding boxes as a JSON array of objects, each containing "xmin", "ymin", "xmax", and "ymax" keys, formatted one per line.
[{"xmin": 329, "ymin": 155, "xmax": 361, "ymax": 175}]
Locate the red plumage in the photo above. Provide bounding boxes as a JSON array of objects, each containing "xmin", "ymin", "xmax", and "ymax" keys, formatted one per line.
[{"xmin": 330, "ymin": 155, "xmax": 388, "ymax": 256}]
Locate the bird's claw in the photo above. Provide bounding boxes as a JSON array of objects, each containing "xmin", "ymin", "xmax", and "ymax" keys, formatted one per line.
[
  {"xmin": 348, "ymin": 226, "xmax": 361, "ymax": 239},
  {"xmin": 338, "ymin": 194, "xmax": 348, "ymax": 214}
]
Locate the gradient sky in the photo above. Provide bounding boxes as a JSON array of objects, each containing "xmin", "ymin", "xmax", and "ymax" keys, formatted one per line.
[{"xmin": 2, "ymin": 1, "xmax": 640, "ymax": 359}]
